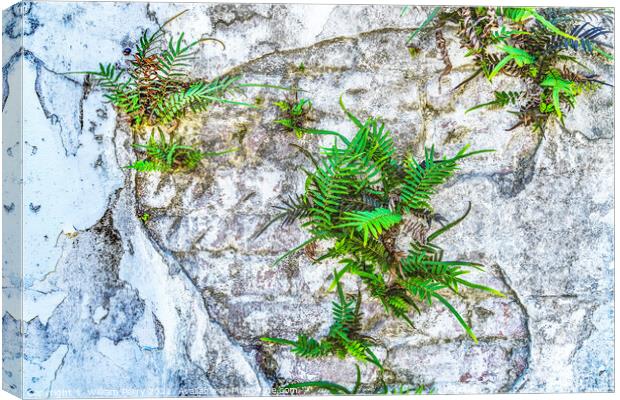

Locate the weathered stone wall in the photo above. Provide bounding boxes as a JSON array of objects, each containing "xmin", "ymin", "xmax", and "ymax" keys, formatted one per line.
[{"xmin": 2, "ymin": 2, "xmax": 614, "ymax": 397}]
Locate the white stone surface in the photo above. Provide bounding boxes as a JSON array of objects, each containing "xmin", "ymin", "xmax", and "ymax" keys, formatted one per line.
[{"xmin": 2, "ymin": 1, "xmax": 614, "ymax": 397}]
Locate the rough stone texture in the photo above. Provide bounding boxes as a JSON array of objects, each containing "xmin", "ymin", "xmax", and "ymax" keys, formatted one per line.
[{"xmin": 2, "ymin": 1, "xmax": 614, "ymax": 398}]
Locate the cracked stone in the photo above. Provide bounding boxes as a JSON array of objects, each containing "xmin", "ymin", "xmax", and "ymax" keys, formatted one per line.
[{"xmin": 3, "ymin": 2, "xmax": 613, "ymax": 397}]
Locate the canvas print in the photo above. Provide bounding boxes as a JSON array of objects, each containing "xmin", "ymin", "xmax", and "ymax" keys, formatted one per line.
[{"xmin": 2, "ymin": 1, "xmax": 614, "ymax": 398}]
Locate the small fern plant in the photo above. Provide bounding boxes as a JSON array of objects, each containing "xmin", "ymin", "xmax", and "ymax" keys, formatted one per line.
[
  {"xmin": 379, "ymin": 383, "xmax": 434, "ymax": 395},
  {"xmin": 126, "ymin": 128, "xmax": 235, "ymax": 173},
  {"xmin": 257, "ymin": 100, "xmax": 503, "ymax": 343},
  {"xmin": 405, "ymin": 6, "xmax": 613, "ymax": 132},
  {"xmin": 275, "ymin": 364, "xmax": 434, "ymax": 395},
  {"xmin": 262, "ymin": 279, "xmax": 382, "ymax": 369},
  {"xmin": 281, "ymin": 364, "xmax": 363, "ymax": 395},
  {"xmin": 274, "ymin": 95, "xmax": 313, "ymax": 138},
  {"xmin": 71, "ymin": 10, "xmax": 270, "ymax": 128}
]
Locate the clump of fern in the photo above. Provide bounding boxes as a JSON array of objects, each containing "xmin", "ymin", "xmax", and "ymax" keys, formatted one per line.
[
  {"xmin": 274, "ymin": 94, "xmax": 314, "ymax": 138},
  {"xmin": 405, "ymin": 6, "xmax": 613, "ymax": 132},
  {"xmin": 126, "ymin": 128, "xmax": 235, "ymax": 173},
  {"xmin": 257, "ymin": 99, "xmax": 502, "ymax": 343},
  {"xmin": 280, "ymin": 364, "xmax": 364, "ymax": 395},
  {"xmin": 73, "ymin": 10, "xmax": 266, "ymax": 128},
  {"xmin": 262, "ymin": 279, "xmax": 382, "ymax": 369},
  {"xmin": 274, "ymin": 364, "xmax": 433, "ymax": 395}
]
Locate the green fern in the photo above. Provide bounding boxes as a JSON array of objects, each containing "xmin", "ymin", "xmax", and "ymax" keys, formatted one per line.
[
  {"xmin": 126, "ymin": 159, "xmax": 168, "ymax": 173},
  {"xmin": 490, "ymin": 27, "xmax": 530, "ymax": 44},
  {"xmin": 258, "ymin": 102, "xmax": 500, "ymax": 343},
  {"xmin": 280, "ymin": 364, "xmax": 435, "ymax": 395},
  {"xmin": 540, "ymin": 71, "xmax": 579, "ymax": 120},
  {"xmin": 157, "ymin": 33, "xmax": 216, "ymax": 80},
  {"xmin": 154, "ymin": 77, "xmax": 254, "ymax": 124},
  {"xmin": 125, "ymin": 128, "xmax": 236, "ymax": 173},
  {"xmin": 274, "ymin": 96, "xmax": 313, "ymax": 138},
  {"xmin": 400, "ymin": 145, "xmax": 490, "ymax": 212},
  {"xmin": 405, "ymin": 6, "xmax": 613, "ymax": 133},
  {"xmin": 499, "ymin": 7, "xmax": 580, "ymax": 41},
  {"xmin": 466, "ymin": 91, "xmax": 522, "ymax": 114},
  {"xmin": 261, "ymin": 278, "xmax": 382, "ymax": 369},
  {"xmin": 69, "ymin": 10, "xmax": 271, "ymax": 129},
  {"xmin": 488, "ymin": 45, "xmax": 535, "ymax": 80},
  {"xmin": 337, "ymin": 208, "xmax": 402, "ymax": 246}
]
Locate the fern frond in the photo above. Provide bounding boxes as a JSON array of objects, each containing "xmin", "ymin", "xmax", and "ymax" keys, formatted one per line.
[
  {"xmin": 466, "ymin": 91, "xmax": 522, "ymax": 113},
  {"xmin": 135, "ymin": 9, "xmax": 188, "ymax": 60},
  {"xmin": 382, "ymin": 291, "xmax": 417, "ymax": 327},
  {"xmin": 70, "ymin": 10, "xmax": 281, "ymax": 129},
  {"xmin": 125, "ymin": 159, "xmax": 168, "ymax": 172},
  {"xmin": 489, "ymin": 27, "xmax": 530, "ymax": 44},
  {"xmin": 330, "ymin": 280, "xmax": 357, "ymax": 336},
  {"xmin": 88, "ymin": 63, "xmax": 124, "ymax": 90},
  {"xmin": 498, "ymin": 7, "xmax": 578, "ymax": 40},
  {"xmin": 158, "ymin": 33, "xmax": 199, "ymax": 79},
  {"xmin": 406, "ymin": 6, "xmax": 441, "ymax": 43},
  {"xmin": 337, "ymin": 208, "xmax": 402, "ymax": 246},
  {"xmin": 488, "ymin": 45, "xmax": 535, "ymax": 80},
  {"xmin": 365, "ymin": 119, "xmax": 402, "ymax": 192},
  {"xmin": 552, "ymin": 22, "xmax": 613, "ymax": 60},
  {"xmin": 323, "ymin": 236, "xmax": 391, "ymax": 267},
  {"xmin": 128, "ymin": 128, "xmax": 227, "ymax": 173},
  {"xmin": 341, "ymin": 339, "xmax": 376, "ymax": 365},
  {"xmin": 540, "ymin": 71, "xmax": 578, "ymax": 119},
  {"xmin": 262, "ymin": 335, "xmax": 332, "ymax": 358},
  {"xmin": 401, "ymin": 145, "xmax": 490, "ymax": 212},
  {"xmin": 401, "ymin": 277, "xmax": 446, "ymax": 305},
  {"xmin": 401, "ymin": 277, "xmax": 478, "ymax": 343},
  {"xmin": 543, "ymin": 7, "xmax": 614, "ymax": 29},
  {"xmin": 305, "ymin": 154, "xmax": 364, "ymax": 233},
  {"xmin": 252, "ymin": 194, "xmax": 312, "ymax": 240}
]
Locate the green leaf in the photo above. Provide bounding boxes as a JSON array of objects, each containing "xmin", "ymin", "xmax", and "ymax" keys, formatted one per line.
[
  {"xmin": 466, "ymin": 91, "xmax": 521, "ymax": 114},
  {"xmin": 352, "ymin": 364, "xmax": 361, "ymax": 394},
  {"xmin": 260, "ymin": 337, "xmax": 298, "ymax": 347},
  {"xmin": 337, "ymin": 208, "xmax": 402, "ymax": 246},
  {"xmin": 272, "ymin": 237, "xmax": 318, "ymax": 266},
  {"xmin": 432, "ymin": 292, "xmax": 478, "ymax": 344},
  {"xmin": 339, "ymin": 94, "xmax": 363, "ymax": 128},
  {"xmin": 593, "ymin": 45, "xmax": 614, "ymax": 61},
  {"xmin": 488, "ymin": 45, "xmax": 535, "ymax": 81},
  {"xmin": 304, "ymin": 128, "xmax": 351, "ymax": 146},
  {"xmin": 528, "ymin": 9, "xmax": 579, "ymax": 41},
  {"xmin": 427, "ymin": 202, "xmax": 471, "ymax": 242},
  {"xmin": 454, "ymin": 277, "xmax": 505, "ymax": 298},
  {"xmin": 540, "ymin": 72, "xmax": 577, "ymax": 119},
  {"xmin": 406, "ymin": 6, "xmax": 441, "ymax": 43},
  {"xmin": 400, "ymin": 145, "xmax": 492, "ymax": 211}
]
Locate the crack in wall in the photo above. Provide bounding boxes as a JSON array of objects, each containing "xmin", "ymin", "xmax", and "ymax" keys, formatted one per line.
[
  {"xmin": 45, "ymin": 347, "xmax": 68, "ymax": 396},
  {"xmin": 493, "ymin": 265, "xmax": 533, "ymax": 392}
]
